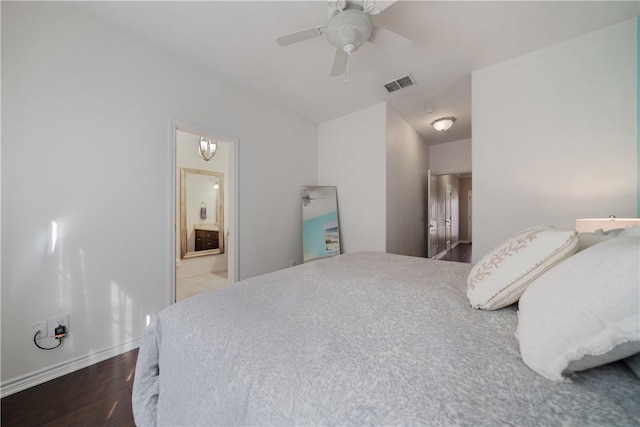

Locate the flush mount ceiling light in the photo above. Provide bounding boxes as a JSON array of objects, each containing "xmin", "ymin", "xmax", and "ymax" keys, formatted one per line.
[
  {"xmin": 431, "ymin": 117, "xmax": 456, "ymax": 132},
  {"xmin": 199, "ymin": 137, "xmax": 217, "ymax": 161}
]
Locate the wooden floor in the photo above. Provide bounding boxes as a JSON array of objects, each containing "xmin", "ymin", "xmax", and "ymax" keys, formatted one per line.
[
  {"xmin": 439, "ymin": 242, "xmax": 472, "ymax": 263},
  {"xmin": 1, "ymin": 349, "xmax": 138, "ymax": 427}
]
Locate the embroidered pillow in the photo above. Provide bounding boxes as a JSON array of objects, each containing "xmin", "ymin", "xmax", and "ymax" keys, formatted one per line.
[
  {"xmin": 516, "ymin": 235, "xmax": 640, "ymax": 381},
  {"xmin": 467, "ymin": 226, "xmax": 578, "ymax": 310}
]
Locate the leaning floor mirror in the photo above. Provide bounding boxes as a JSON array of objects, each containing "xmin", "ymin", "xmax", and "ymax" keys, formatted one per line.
[{"xmin": 302, "ymin": 186, "xmax": 341, "ymax": 263}]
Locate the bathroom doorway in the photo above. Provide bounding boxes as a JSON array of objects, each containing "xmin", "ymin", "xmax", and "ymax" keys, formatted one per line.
[{"xmin": 172, "ymin": 122, "xmax": 238, "ymax": 302}]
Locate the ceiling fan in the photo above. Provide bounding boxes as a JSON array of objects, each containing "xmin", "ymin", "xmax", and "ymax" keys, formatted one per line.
[
  {"xmin": 276, "ymin": 0, "xmax": 412, "ymax": 79},
  {"xmin": 302, "ymin": 191, "xmax": 324, "ymax": 207}
]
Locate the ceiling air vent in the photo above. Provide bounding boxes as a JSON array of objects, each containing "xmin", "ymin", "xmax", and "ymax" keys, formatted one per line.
[{"xmin": 384, "ymin": 75, "xmax": 416, "ymax": 93}]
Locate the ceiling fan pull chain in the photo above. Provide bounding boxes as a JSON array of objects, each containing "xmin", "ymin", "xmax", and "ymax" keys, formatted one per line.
[
  {"xmin": 344, "ymin": 52, "xmax": 351, "ymax": 83},
  {"xmin": 344, "ymin": 50, "xmax": 350, "ymax": 83}
]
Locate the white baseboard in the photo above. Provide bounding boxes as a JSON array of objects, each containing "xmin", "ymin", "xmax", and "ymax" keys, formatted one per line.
[
  {"xmin": 434, "ymin": 250, "xmax": 448, "ymax": 259},
  {"xmin": 0, "ymin": 337, "xmax": 141, "ymax": 398}
]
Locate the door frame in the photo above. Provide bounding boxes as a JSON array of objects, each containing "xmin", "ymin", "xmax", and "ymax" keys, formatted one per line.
[
  {"xmin": 468, "ymin": 189, "xmax": 473, "ymax": 242},
  {"xmin": 170, "ymin": 119, "xmax": 239, "ymax": 303},
  {"xmin": 426, "ymin": 170, "xmax": 438, "ymax": 258},
  {"xmin": 445, "ymin": 183, "xmax": 452, "ymax": 252},
  {"xmin": 427, "ymin": 170, "xmax": 472, "ymax": 259}
]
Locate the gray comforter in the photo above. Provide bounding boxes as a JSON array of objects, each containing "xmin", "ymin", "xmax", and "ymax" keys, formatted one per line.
[{"xmin": 133, "ymin": 252, "xmax": 640, "ymax": 426}]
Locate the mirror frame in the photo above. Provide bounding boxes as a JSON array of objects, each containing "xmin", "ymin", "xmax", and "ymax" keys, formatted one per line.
[
  {"xmin": 180, "ymin": 167, "xmax": 224, "ymax": 259},
  {"xmin": 302, "ymin": 185, "xmax": 341, "ymax": 263}
]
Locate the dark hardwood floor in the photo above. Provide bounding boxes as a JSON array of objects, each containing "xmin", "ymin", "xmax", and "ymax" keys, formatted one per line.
[
  {"xmin": 1, "ymin": 349, "xmax": 138, "ymax": 427},
  {"xmin": 439, "ymin": 242, "xmax": 472, "ymax": 263}
]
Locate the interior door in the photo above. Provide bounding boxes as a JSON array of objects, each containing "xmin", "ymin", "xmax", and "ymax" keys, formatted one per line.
[
  {"xmin": 468, "ymin": 189, "xmax": 472, "ymax": 242},
  {"xmin": 445, "ymin": 183, "xmax": 452, "ymax": 252},
  {"xmin": 426, "ymin": 171, "xmax": 438, "ymax": 258}
]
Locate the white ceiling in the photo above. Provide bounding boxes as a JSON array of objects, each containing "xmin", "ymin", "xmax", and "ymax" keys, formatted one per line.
[{"xmin": 76, "ymin": 1, "xmax": 639, "ymax": 145}]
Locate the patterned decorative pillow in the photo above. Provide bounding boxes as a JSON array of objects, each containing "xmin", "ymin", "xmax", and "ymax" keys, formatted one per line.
[
  {"xmin": 517, "ymin": 235, "xmax": 640, "ymax": 381},
  {"xmin": 467, "ymin": 226, "xmax": 578, "ymax": 310}
]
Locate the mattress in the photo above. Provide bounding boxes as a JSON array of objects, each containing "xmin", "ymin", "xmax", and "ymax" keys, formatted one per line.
[{"xmin": 133, "ymin": 252, "xmax": 640, "ymax": 426}]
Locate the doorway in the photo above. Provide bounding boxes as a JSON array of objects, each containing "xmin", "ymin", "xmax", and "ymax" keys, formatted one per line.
[
  {"xmin": 427, "ymin": 171, "xmax": 438, "ymax": 258},
  {"xmin": 445, "ymin": 183, "xmax": 452, "ymax": 252},
  {"xmin": 172, "ymin": 122, "xmax": 238, "ymax": 302},
  {"xmin": 466, "ymin": 190, "xmax": 472, "ymax": 242},
  {"xmin": 426, "ymin": 172, "xmax": 472, "ymax": 259}
]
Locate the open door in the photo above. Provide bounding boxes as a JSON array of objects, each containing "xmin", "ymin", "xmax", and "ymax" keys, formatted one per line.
[
  {"xmin": 468, "ymin": 190, "xmax": 472, "ymax": 242},
  {"xmin": 427, "ymin": 172, "xmax": 465, "ymax": 259},
  {"xmin": 426, "ymin": 170, "xmax": 438, "ymax": 258},
  {"xmin": 445, "ymin": 183, "xmax": 452, "ymax": 252}
]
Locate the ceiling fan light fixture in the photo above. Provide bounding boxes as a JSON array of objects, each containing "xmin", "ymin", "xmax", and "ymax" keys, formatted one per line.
[
  {"xmin": 330, "ymin": 0, "xmax": 347, "ymax": 11},
  {"xmin": 362, "ymin": 0, "xmax": 381, "ymax": 15},
  {"xmin": 276, "ymin": 1, "xmax": 413, "ymax": 79},
  {"xmin": 326, "ymin": 9, "xmax": 373, "ymax": 53},
  {"xmin": 431, "ymin": 117, "xmax": 456, "ymax": 132},
  {"xmin": 343, "ymin": 43, "xmax": 356, "ymax": 54}
]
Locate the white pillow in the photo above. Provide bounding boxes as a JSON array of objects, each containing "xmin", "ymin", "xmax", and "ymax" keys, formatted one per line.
[
  {"xmin": 625, "ymin": 353, "xmax": 640, "ymax": 379},
  {"xmin": 576, "ymin": 229, "xmax": 611, "ymax": 252},
  {"xmin": 517, "ymin": 235, "xmax": 640, "ymax": 381},
  {"xmin": 620, "ymin": 225, "xmax": 640, "ymax": 237},
  {"xmin": 467, "ymin": 226, "xmax": 578, "ymax": 310}
]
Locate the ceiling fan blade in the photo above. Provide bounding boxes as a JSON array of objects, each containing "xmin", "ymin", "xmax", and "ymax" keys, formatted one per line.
[
  {"xmin": 369, "ymin": 26, "xmax": 412, "ymax": 51},
  {"xmin": 276, "ymin": 26, "xmax": 325, "ymax": 46},
  {"xmin": 330, "ymin": 48, "xmax": 346, "ymax": 76}
]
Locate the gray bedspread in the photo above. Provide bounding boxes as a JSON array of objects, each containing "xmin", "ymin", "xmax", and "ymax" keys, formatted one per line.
[{"xmin": 133, "ymin": 252, "xmax": 640, "ymax": 426}]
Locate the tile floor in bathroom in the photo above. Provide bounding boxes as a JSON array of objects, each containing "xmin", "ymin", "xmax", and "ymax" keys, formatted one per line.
[{"xmin": 176, "ymin": 270, "xmax": 228, "ymax": 301}]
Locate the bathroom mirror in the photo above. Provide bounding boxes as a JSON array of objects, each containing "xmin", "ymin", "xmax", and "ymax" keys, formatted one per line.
[
  {"xmin": 180, "ymin": 168, "xmax": 224, "ymax": 258},
  {"xmin": 302, "ymin": 186, "xmax": 341, "ymax": 263}
]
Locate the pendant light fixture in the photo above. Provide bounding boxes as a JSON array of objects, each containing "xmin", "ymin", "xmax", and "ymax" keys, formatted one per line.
[{"xmin": 199, "ymin": 137, "xmax": 217, "ymax": 161}]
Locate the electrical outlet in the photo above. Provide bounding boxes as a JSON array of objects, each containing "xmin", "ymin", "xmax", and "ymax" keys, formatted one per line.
[
  {"xmin": 31, "ymin": 321, "xmax": 47, "ymax": 341},
  {"xmin": 48, "ymin": 315, "xmax": 69, "ymax": 338}
]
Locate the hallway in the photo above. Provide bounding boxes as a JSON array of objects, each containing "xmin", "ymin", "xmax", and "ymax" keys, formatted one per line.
[{"xmin": 439, "ymin": 243, "xmax": 472, "ymax": 263}]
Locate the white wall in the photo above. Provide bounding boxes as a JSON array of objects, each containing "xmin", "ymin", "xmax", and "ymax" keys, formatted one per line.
[
  {"xmin": 386, "ymin": 106, "xmax": 429, "ymax": 257},
  {"xmin": 472, "ymin": 18, "xmax": 638, "ymax": 260},
  {"xmin": 318, "ymin": 103, "xmax": 387, "ymax": 253},
  {"xmin": 318, "ymin": 103, "xmax": 429, "ymax": 257},
  {"xmin": 459, "ymin": 177, "xmax": 472, "ymax": 242},
  {"xmin": 1, "ymin": 2, "xmax": 317, "ymax": 393},
  {"xmin": 429, "ymin": 139, "xmax": 472, "ymax": 175}
]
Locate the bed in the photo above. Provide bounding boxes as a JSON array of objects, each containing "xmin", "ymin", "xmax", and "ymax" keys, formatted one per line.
[{"xmin": 133, "ymin": 236, "xmax": 640, "ymax": 426}]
